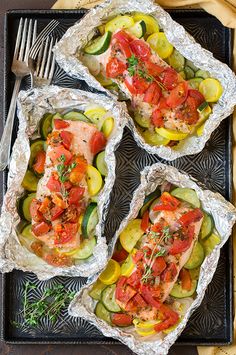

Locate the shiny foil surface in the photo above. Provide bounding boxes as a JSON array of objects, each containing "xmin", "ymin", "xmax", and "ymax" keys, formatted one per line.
[
  {"xmin": 69, "ymin": 162, "xmax": 236, "ymax": 355},
  {"xmin": 0, "ymin": 85, "xmax": 127, "ymax": 280},
  {"xmin": 54, "ymin": 0, "xmax": 236, "ymax": 160}
]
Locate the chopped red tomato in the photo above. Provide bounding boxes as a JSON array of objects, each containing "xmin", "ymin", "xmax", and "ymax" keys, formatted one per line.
[
  {"xmin": 112, "ymin": 248, "xmax": 129, "ymax": 263},
  {"xmin": 161, "ymin": 262, "xmax": 178, "ymax": 282},
  {"xmin": 30, "ymin": 199, "xmax": 43, "ymax": 222},
  {"xmin": 151, "ymin": 108, "xmax": 164, "ymax": 128},
  {"xmin": 113, "ymin": 31, "xmax": 132, "ymax": 58},
  {"xmin": 152, "ymin": 256, "xmax": 167, "ymax": 277},
  {"xmin": 44, "ymin": 252, "xmax": 73, "ymax": 267},
  {"xmin": 133, "ymin": 293, "xmax": 147, "ymax": 308},
  {"xmin": 153, "ymin": 192, "xmax": 180, "ymax": 211},
  {"xmin": 176, "ymin": 96, "xmax": 199, "ymax": 125},
  {"xmin": 31, "ymin": 241, "xmax": 44, "ymax": 257},
  {"xmin": 127, "ymin": 269, "xmax": 142, "ymax": 289},
  {"xmin": 179, "ymin": 268, "xmax": 192, "ymax": 291},
  {"xmin": 188, "ymin": 89, "xmax": 205, "ymax": 107},
  {"xmin": 158, "ymin": 97, "xmax": 169, "ymax": 110},
  {"xmin": 132, "ymin": 75, "xmax": 150, "ymax": 95},
  {"xmin": 179, "ymin": 208, "xmax": 204, "ymax": 226},
  {"xmin": 124, "ymin": 298, "xmax": 137, "ymax": 312},
  {"xmin": 54, "ymin": 223, "xmax": 77, "ymax": 244},
  {"xmin": 48, "ymin": 145, "xmax": 72, "ymax": 165},
  {"xmin": 63, "ymin": 181, "xmax": 73, "ymax": 190},
  {"xmin": 46, "ymin": 173, "xmax": 61, "ymax": 192},
  {"xmin": 124, "ymin": 76, "xmax": 137, "ymax": 95},
  {"xmin": 52, "ymin": 193, "xmax": 67, "ymax": 209},
  {"xmin": 151, "ymin": 223, "xmax": 164, "ymax": 234},
  {"xmin": 69, "ymin": 156, "xmax": 88, "ymax": 185},
  {"xmin": 106, "ymin": 57, "xmax": 127, "ymax": 78},
  {"xmin": 111, "ymin": 313, "xmax": 133, "ymax": 327},
  {"xmin": 166, "ymin": 82, "xmax": 188, "ymax": 108},
  {"xmin": 90, "ymin": 131, "xmax": 107, "ymax": 155},
  {"xmin": 140, "ymin": 284, "xmax": 161, "ymax": 309},
  {"xmin": 54, "ymin": 119, "xmax": 70, "ymax": 130},
  {"xmin": 144, "ymin": 82, "xmax": 161, "ymax": 105},
  {"xmin": 145, "ymin": 60, "xmax": 164, "ymax": 77},
  {"xmin": 132, "ymin": 249, "xmax": 144, "ymax": 263},
  {"xmin": 33, "ymin": 150, "xmax": 46, "ymax": 175},
  {"xmin": 115, "ymin": 276, "xmax": 137, "ymax": 304},
  {"xmin": 68, "ymin": 186, "xmax": 85, "ymax": 205},
  {"xmin": 168, "ymin": 226, "xmax": 195, "ymax": 255},
  {"xmin": 141, "ymin": 210, "xmax": 150, "ymax": 232},
  {"xmin": 32, "ymin": 221, "xmax": 51, "ymax": 236},
  {"xmin": 38, "ymin": 197, "xmax": 50, "ymax": 214},
  {"xmin": 60, "ymin": 131, "xmax": 73, "ymax": 150},
  {"xmin": 161, "ymin": 68, "xmax": 178, "ymax": 90},
  {"xmin": 154, "ymin": 304, "xmax": 179, "ymax": 332},
  {"xmin": 51, "ymin": 205, "xmax": 64, "ymax": 221},
  {"xmin": 130, "ymin": 40, "xmax": 151, "ymax": 61},
  {"xmin": 113, "ymin": 30, "xmax": 132, "ymax": 43}
]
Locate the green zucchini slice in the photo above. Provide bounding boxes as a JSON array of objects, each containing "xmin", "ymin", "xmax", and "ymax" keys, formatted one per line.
[
  {"xmin": 29, "ymin": 139, "xmax": 45, "ymax": 168},
  {"xmin": 101, "ymin": 285, "xmax": 121, "ymax": 312},
  {"xmin": 188, "ymin": 77, "xmax": 203, "ymax": 90},
  {"xmin": 140, "ymin": 188, "xmax": 161, "ymax": 217},
  {"xmin": 84, "ymin": 32, "xmax": 112, "ymax": 55},
  {"xmin": 73, "ymin": 236, "xmax": 96, "ymax": 260},
  {"xmin": 89, "ymin": 280, "xmax": 107, "ymax": 300},
  {"xmin": 95, "ymin": 302, "xmax": 111, "ymax": 324},
  {"xmin": 170, "ymin": 187, "xmax": 200, "ymax": 208},
  {"xmin": 22, "ymin": 170, "xmax": 39, "ymax": 192},
  {"xmin": 81, "ymin": 203, "xmax": 98, "ymax": 238},
  {"xmin": 170, "ymin": 279, "xmax": 197, "ymax": 298},
  {"xmin": 40, "ymin": 113, "xmax": 53, "ymax": 140},
  {"xmin": 134, "ymin": 113, "xmax": 150, "ymax": 128},
  {"xmin": 63, "ymin": 111, "xmax": 91, "ymax": 122},
  {"xmin": 128, "ymin": 20, "xmax": 146, "ymax": 38},
  {"xmin": 184, "ymin": 66, "xmax": 195, "ymax": 79},
  {"xmin": 200, "ymin": 213, "xmax": 214, "ymax": 239},
  {"xmin": 95, "ymin": 151, "xmax": 107, "ymax": 177},
  {"xmin": 18, "ymin": 193, "xmax": 36, "ymax": 222},
  {"xmin": 195, "ymin": 69, "xmax": 210, "ymax": 79},
  {"xmin": 184, "ymin": 242, "xmax": 205, "ymax": 269},
  {"xmin": 168, "ymin": 49, "xmax": 185, "ymax": 72}
]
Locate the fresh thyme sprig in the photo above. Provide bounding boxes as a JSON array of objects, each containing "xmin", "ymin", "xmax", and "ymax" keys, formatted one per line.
[
  {"xmin": 11, "ymin": 282, "xmax": 75, "ymax": 329},
  {"xmin": 57, "ymin": 154, "xmax": 76, "ymax": 183}
]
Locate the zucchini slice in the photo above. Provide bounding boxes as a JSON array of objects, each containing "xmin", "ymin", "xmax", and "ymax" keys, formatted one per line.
[
  {"xmin": 142, "ymin": 129, "xmax": 170, "ymax": 146},
  {"xmin": 22, "ymin": 170, "xmax": 39, "ymax": 192},
  {"xmin": 197, "ymin": 101, "xmax": 209, "ymax": 113},
  {"xmin": 200, "ymin": 232, "xmax": 221, "ymax": 255},
  {"xmin": 200, "ymin": 212, "xmax": 214, "ymax": 239},
  {"xmin": 119, "ymin": 219, "xmax": 144, "ymax": 253},
  {"xmin": 89, "ymin": 280, "xmax": 107, "ymax": 301},
  {"xmin": 184, "ymin": 66, "xmax": 195, "ymax": 79},
  {"xmin": 84, "ymin": 31, "xmax": 112, "ymax": 55},
  {"xmin": 95, "ymin": 302, "xmax": 111, "ymax": 324},
  {"xmin": 40, "ymin": 113, "xmax": 53, "ymax": 139},
  {"xmin": 19, "ymin": 224, "xmax": 36, "ymax": 250},
  {"xmin": 168, "ymin": 49, "xmax": 185, "ymax": 72},
  {"xmin": 95, "ymin": 151, "xmax": 107, "ymax": 177},
  {"xmin": 170, "ymin": 187, "xmax": 200, "ymax": 208},
  {"xmin": 184, "ymin": 242, "xmax": 205, "ymax": 269},
  {"xmin": 195, "ymin": 69, "xmax": 210, "ymax": 79},
  {"xmin": 132, "ymin": 13, "xmax": 159, "ymax": 34},
  {"xmin": 63, "ymin": 111, "xmax": 91, "ymax": 122},
  {"xmin": 81, "ymin": 203, "xmax": 98, "ymax": 238},
  {"xmin": 127, "ymin": 20, "xmax": 146, "ymax": 38},
  {"xmin": 101, "ymin": 285, "xmax": 121, "ymax": 312},
  {"xmin": 73, "ymin": 236, "xmax": 96, "ymax": 259},
  {"xmin": 134, "ymin": 113, "xmax": 150, "ymax": 128},
  {"xmin": 105, "ymin": 15, "xmax": 134, "ymax": 33},
  {"xmin": 188, "ymin": 77, "xmax": 203, "ymax": 90},
  {"xmin": 29, "ymin": 139, "xmax": 45, "ymax": 168},
  {"xmin": 102, "ymin": 117, "xmax": 114, "ymax": 138},
  {"xmin": 185, "ymin": 59, "xmax": 199, "ymax": 72},
  {"xmin": 140, "ymin": 188, "xmax": 161, "ymax": 217},
  {"xmin": 86, "ymin": 165, "xmax": 103, "ymax": 196},
  {"xmin": 170, "ymin": 279, "xmax": 197, "ymax": 298},
  {"xmin": 18, "ymin": 193, "xmax": 36, "ymax": 222}
]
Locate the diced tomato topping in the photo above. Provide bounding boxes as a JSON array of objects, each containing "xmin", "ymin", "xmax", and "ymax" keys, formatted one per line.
[
  {"xmin": 124, "ymin": 76, "xmax": 137, "ymax": 95},
  {"xmin": 68, "ymin": 186, "xmax": 85, "ymax": 205},
  {"xmin": 141, "ymin": 210, "xmax": 150, "ymax": 232},
  {"xmin": 54, "ymin": 119, "xmax": 70, "ymax": 130},
  {"xmin": 132, "ymin": 249, "xmax": 144, "ymax": 263},
  {"xmin": 127, "ymin": 269, "xmax": 142, "ymax": 289},
  {"xmin": 63, "ymin": 181, "xmax": 73, "ymax": 190},
  {"xmin": 32, "ymin": 221, "xmax": 51, "ymax": 236},
  {"xmin": 151, "ymin": 108, "xmax": 165, "ymax": 128},
  {"xmin": 54, "ymin": 223, "xmax": 77, "ymax": 245},
  {"xmin": 38, "ymin": 197, "xmax": 50, "ymax": 214},
  {"xmin": 179, "ymin": 268, "xmax": 192, "ymax": 291},
  {"xmin": 154, "ymin": 304, "xmax": 179, "ymax": 332},
  {"xmin": 60, "ymin": 131, "xmax": 73, "ymax": 150},
  {"xmin": 151, "ymin": 223, "xmax": 164, "ymax": 234},
  {"xmin": 44, "ymin": 252, "xmax": 73, "ymax": 267},
  {"xmin": 166, "ymin": 82, "xmax": 188, "ymax": 108},
  {"xmin": 168, "ymin": 225, "xmax": 195, "ymax": 255},
  {"xmin": 111, "ymin": 313, "xmax": 133, "ymax": 327},
  {"xmin": 153, "ymin": 192, "xmax": 180, "ymax": 211},
  {"xmin": 106, "ymin": 57, "xmax": 127, "ymax": 78},
  {"xmin": 124, "ymin": 298, "xmax": 137, "ymax": 312},
  {"xmin": 51, "ymin": 205, "xmax": 64, "ymax": 221},
  {"xmin": 31, "ymin": 241, "xmax": 44, "ymax": 257},
  {"xmin": 132, "ymin": 75, "xmax": 150, "ymax": 95},
  {"xmin": 48, "ymin": 145, "xmax": 72, "ymax": 165},
  {"xmin": 90, "ymin": 131, "xmax": 107, "ymax": 155},
  {"xmin": 188, "ymin": 89, "xmax": 205, "ymax": 107},
  {"xmin": 112, "ymin": 248, "xmax": 129, "ymax": 263},
  {"xmin": 130, "ymin": 40, "xmax": 151, "ymax": 61},
  {"xmin": 115, "ymin": 276, "xmax": 137, "ymax": 304},
  {"xmin": 161, "ymin": 262, "xmax": 178, "ymax": 283},
  {"xmin": 113, "ymin": 30, "xmax": 133, "ymax": 43},
  {"xmin": 161, "ymin": 68, "xmax": 179, "ymax": 90},
  {"xmin": 179, "ymin": 208, "xmax": 204, "ymax": 226},
  {"xmin": 52, "ymin": 193, "xmax": 67, "ymax": 209},
  {"xmin": 69, "ymin": 156, "xmax": 88, "ymax": 185},
  {"xmin": 133, "ymin": 293, "xmax": 147, "ymax": 308},
  {"xmin": 176, "ymin": 96, "xmax": 199, "ymax": 125},
  {"xmin": 46, "ymin": 173, "xmax": 61, "ymax": 192},
  {"xmin": 30, "ymin": 199, "xmax": 43, "ymax": 222},
  {"xmin": 112, "ymin": 31, "xmax": 132, "ymax": 58},
  {"xmin": 143, "ymin": 82, "xmax": 162, "ymax": 105},
  {"xmin": 140, "ymin": 284, "xmax": 161, "ymax": 309},
  {"xmin": 158, "ymin": 97, "xmax": 169, "ymax": 110},
  {"xmin": 152, "ymin": 256, "xmax": 167, "ymax": 277},
  {"xmin": 33, "ymin": 150, "xmax": 46, "ymax": 175},
  {"xmin": 145, "ymin": 60, "xmax": 164, "ymax": 77}
]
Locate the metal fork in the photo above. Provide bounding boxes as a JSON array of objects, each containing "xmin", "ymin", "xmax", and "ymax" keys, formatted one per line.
[
  {"xmin": 28, "ymin": 37, "xmax": 57, "ymax": 88},
  {"xmin": 0, "ymin": 18, "xmax": 36, "ymax": 171}
]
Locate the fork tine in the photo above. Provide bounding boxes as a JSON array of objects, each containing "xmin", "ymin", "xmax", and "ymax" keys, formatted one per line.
[
  {"xmin": 18, "ymin": 18, "xmax": 28, "ymax": 61},
  {"xmin": 35, "ymin": 40, "xmax": 44, "ymax": 77},
  {"xmin": 39, "ymin": 37, "xmax": 50, "ymax": 78},
  {"xmin": 14, "ymin": 17, "xmax": 23, "ymax": 59},
  {"xmin": 44, "ymin": 37, "xmax": 54, "ymax": 79},
  {"xmin": 32, "ymin": 20, "xmax": 37, "ymax": 45},
  {"xmin": 23, "ymin": 19, "xmax": 32, "ymax": 62},
  {"xmin": 48, "ymin": 40, "xmax": 57, "ymax": 81},
  {"xmin": 29, "ymin": 20, "xmax": 60, "ymax": 60}
]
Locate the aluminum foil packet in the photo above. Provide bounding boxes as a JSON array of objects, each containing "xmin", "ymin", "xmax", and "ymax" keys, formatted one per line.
[
  {"xmin": 0, "ymin": 85, "xmax": 127, "ymax": 280},
  {"xmin": 54, "ymin": 0, "xmax": 236, "ymax": 161},
  {"xmin": 69, "ymin": 162, "xmax": 236, "ymax": 355}
]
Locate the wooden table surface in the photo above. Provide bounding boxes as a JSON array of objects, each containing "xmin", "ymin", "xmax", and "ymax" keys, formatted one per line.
[{"xmin": 0, "ymin": 1, "xmax": 199, "ymax": 354}]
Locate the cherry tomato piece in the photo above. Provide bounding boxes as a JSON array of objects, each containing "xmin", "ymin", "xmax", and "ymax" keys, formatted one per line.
[
  {"xmin": 145, "ymin": 60, "xmax": 164, "ymax": 77},
  {"xmin": 51, "ymin": 205, "xmax": 64, "ymax": 221},
  {"xmin": 179, "ymin": 208, "xmax": 204, "ymax": 226},
  {"xmin": 44, "ymin": 252, "xmax": 73, "ymax": 267},
  {"xmin": 68, "ymin": 186, "xmax": 85, "ymax": 205},
  {"xmin": 90, "ymin": 131, "xmax": 107, "ymax": 155},
  {"xmin": 166, "ymin": 82, "xmax": 188, "ymax": 108},
  {"xmin": 32, "ymin": 221, "xmax": 51, "ymax": 236},
  {"xmin": 152, "ymin": 256, "xmax": 167, "ymax": 277},
  {"xmin": 151, "ymin": 108, "xmax": 165, "ymax": 128},
  {"xmin": 154, "ymin": 304, "xmax": 179, "ymax": 332},
  {"xmin": 188, "ymin": 89, "xmax": 205, "ymax": 107},
  {"xmin": 161, "ymin": 262, "xmax": 178, "ymax": 282},
  {"xmin": 153, "ymin": 192, "xmax": 180, "ymax": 211},
  {"xmin": 111, "ymin": 313, "xmax": 133, "ymax": 327},
  {"xmin": 112, "ymin": 248, "xmax": 129, "ymax": 263},
  {"xmin": 143, "ymin": 82, "xmax": 161, "ymax": 105},
  {"xmin": 60, "ymin": 131, "xmax": 73, "ymax": 150},
  {"xmin": 106, "ymin": 57, "xmax": 127, "ymax": 78},
  {"xmin": 141, "ymin": 210, "xmax": 150, "ymax": 232},
  {"xmin": 132, "ymin": 75, "xmax": 150, "ymax": 95},
  {"xmin": 54, "ymin": 119, "xmax": 70, "ymax": 130},
  {"xmin": 179, "ymin": 268, "xmax": 192, "ymax": 291},
  {"xmin": 38, "ymin": 197, "xmax": 50, "ymax": 214},
  {"xmin": 161, "ymin": 68, "xmax": 179, "ymax": 90},
  {"xmin": 130, "ymin": 40, "xmax": 151, "ymax": 61},
  {"xmin": 30, "ymin": 199, "xmax": 43, "ymax": 222},
  {"xmin": 54, "ymin": 223, "xmax": 78, "ymax": 244},
  {"xmin": 33, "ymin": 150, "xmax": 46, "ymax": 174},
  {"xmin": 48, "ymin": 145, "xmax": 72, "ymax": 165},
  {"xmin": 140, "ymin": 284, "xmax": 161, "ymax": 309},
  {"xmin": 46, "ymin": 173, "xmax": 61, "ymax": 192}
]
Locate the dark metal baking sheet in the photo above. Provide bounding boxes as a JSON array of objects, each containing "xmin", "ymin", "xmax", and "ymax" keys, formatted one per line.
[{"xmin": 1, "ymin": 8, "xmax": 233, "ymax": 346}]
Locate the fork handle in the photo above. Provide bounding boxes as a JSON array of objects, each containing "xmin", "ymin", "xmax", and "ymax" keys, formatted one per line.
[{"xmin": 0, "ymin": 78, "xmax": 22, "ymax": 171}]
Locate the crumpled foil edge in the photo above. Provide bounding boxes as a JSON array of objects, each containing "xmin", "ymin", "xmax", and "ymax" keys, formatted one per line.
[
  {"xmin": 54, "ymin": 0, "xmax": 236, "ymax": 161},
  {"xmin": 68, "ymin": 162, "xmax": 236, "ymax": 355},
  {"xmin": 0, "ymin": 85, "xmax": 127, "ymax": 280}
]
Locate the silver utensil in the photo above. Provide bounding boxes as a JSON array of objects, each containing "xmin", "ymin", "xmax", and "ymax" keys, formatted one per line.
[{"xmin": 0, "ymin": 18, "xmax": 36, "ymax": 171}]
